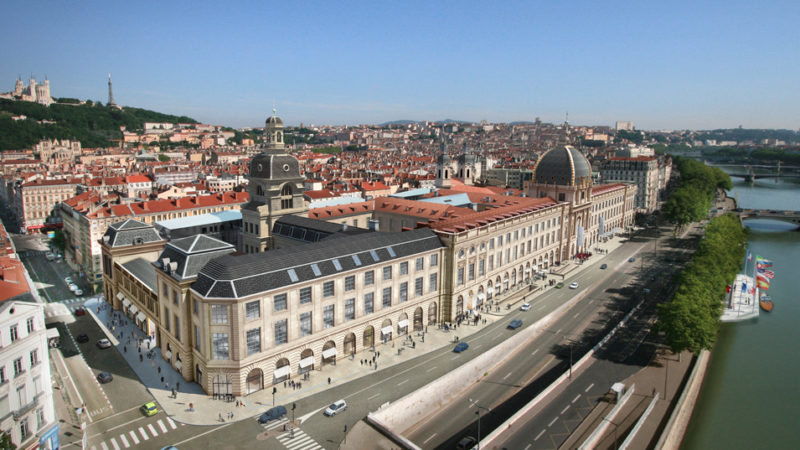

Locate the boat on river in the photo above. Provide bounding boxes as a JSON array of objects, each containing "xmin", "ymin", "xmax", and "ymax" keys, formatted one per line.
[{"xmin": 760, "ymin": 294, "xmax": 773, "ymax": 312}]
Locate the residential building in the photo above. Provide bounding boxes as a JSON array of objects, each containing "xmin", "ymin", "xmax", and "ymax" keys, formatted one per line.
[
  {"xmin": 600, "ymin": 156, "xmax": 659, "ymax": 212},
  {"xmin": 14, "ymin": 178, "xmax": 80, "ymax": 233}
]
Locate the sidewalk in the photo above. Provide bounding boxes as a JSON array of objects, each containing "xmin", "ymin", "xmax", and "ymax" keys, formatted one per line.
[{"xmin": 82, "ymin": 232, "xmax": 630, "ymax": 428}]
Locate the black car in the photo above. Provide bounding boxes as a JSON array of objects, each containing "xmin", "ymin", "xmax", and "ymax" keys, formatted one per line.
[
  {"xmin": 507, "ymin": 319, "xmax": 523, "ymax": 330},
  {"xmin": 456, "ymin": 436, "xmax": 478, "ymax": 449},
  {"xmin": 600, "ymin": 263, "xmax": 608, "ymax": 269},
  {"xmin": 97, "ymin": 372, "xmax": 113, "ymax": 383},
  {"xmin": 258, "ymin": 405, "xmax": 287, "ymax": 423},
  {"xmin": 76, "ymin": 334, "xmax": 89, "ymax": 343}
]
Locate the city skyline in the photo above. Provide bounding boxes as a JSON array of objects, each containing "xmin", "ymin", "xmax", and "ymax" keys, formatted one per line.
[{"xmin": 3, "ymin": 0, "xmax": 798, "ymax": 130}]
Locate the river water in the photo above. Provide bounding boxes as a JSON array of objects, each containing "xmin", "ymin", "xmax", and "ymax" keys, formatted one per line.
[{"xmin": 681, "ymin": 177, "xmax": 800, "ymax": 449}]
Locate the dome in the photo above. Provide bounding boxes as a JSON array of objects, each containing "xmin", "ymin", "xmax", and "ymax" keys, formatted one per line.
[
  {"xmin": 265, "ymin": 115, "xmax": 283, "ymax": 126},
  {"xmin": 249, "ymin": 152, "xmax": 300, "ymax": 180},
  {"xmin": 532, "ymin": 145, "xmax": 592, "ymax": 186}
]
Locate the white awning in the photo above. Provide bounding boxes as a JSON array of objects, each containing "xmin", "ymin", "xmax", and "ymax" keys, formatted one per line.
[
  {"xmin": 117, "ymin": 292, "xmax": 124, "ymax": 300},
  {"xmin": 174, "ymin": 360, "xmax": 182, "ymax": 371},
  {"xmin": 321, "ymin": 347, "xmax": 337, "ymax": 359},
  {"xmin": 129, "ymin": 305, "xmax": 138, "ymax": 315},
  {"xmin": 525, "ymin": 268, "xmax": 531, "ymax": 273},
  {"xmin": 274, "ymin": 365, "xmax": 291, "ymax": 379},
  {"xmin": 122, "ymin": 298, "xmax": 131, "ymax": 307},
  {"xmin": 397, "ymin": 319, "xmax": 409, "ymax": 329},
  {"xmin": 381, "ymin": 326, "xmax": 393, "ymax": 336},
  {"xmin": 487, "ymin": 287, "xmax": 494, "ymax": 294},
  {"xmin": 164, "ymin": 350, "xmax": 172, "ymax": 360},
  {"xmin": 299, "ymin": 356, "xmax": 315, "ymax": 368},
  {"xmin": 478, "ymin": 293, "xmax": 485, "ymax": 301},
  {"xmin": 46, "ymin": 328, "xmax": 60, "ymax": 340},
  {"xmin": 136, "ymin": 312, "xmax": 147, "ymax": 322}
]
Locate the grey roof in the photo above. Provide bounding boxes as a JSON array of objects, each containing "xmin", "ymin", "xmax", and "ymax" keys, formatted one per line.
[
  {"xmin": 265, "ymin": 115, "xmax": 284, "ymax": 126},
  {"xmin": 156, "ymin": 235, "xmax": 235, "ymax": 282},
  {"xmin": 532, "ymin": 145, "xmax": 592, "ymax": 186},
  {"xmin": 249, "ymin": 152, "xmax": 301, "ymax": 181},
  {"xmin": 192, "ymin": 228, "xmax": 443, "ymax": 299},
  {"xmin": 102, "ymin": 219, "xmax": 163, "ymax": 248},
  {"xmin": 121, "ymin": 258, "xmax": 158, "ymax": 292},
  {"xmin": 273, "ymin": 215, "xmax": 369, "ymax": 244}
]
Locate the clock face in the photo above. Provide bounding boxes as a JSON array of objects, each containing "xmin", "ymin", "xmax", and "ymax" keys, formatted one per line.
[
  {"xmin": 257, "ymin": 163, "xmax": 263, "ymax": 172},
  {"xmin": 283, "ymin": 164, "xmax": 290, "ymax": 172}
]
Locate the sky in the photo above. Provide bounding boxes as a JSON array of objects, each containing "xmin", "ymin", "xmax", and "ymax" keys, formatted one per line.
[{"xmin": 3, "ymin": 1, "xmax": 799, "ymax": 130}]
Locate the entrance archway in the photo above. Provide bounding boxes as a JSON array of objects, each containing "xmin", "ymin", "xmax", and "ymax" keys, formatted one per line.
[
  {"xmin": 299, "ymin": 349, "xmax": 315, "ymax": 373},
  {"xmin": 381, "ymin": 318, "xmax": 393, "ymax": 343},
  {"xmin": 274, "ymin": 358, "xmax": 290, "ymax": 384},
  {"xmin": 322, "ymin": 340, "xmax": 337, "ymax": 365},
  {"xmin": 456, "ymin": 296, "xmax": 464, "ymax": 316},
  {"xmin": 397, "ymin": 312, "xmax": 409, "ymax": 335},
  {"xmin": 413, "ymin": 307, "xmax": 423, "ymax": 331},
  {"xmin": 212, "ymin": 373, "xmax": 232, "ymax": 398},
  {"xmin": 246, "ymin": 368, "xmax": 263, "ymax": 395},
  {"xmin": 363, "ymin": 325, "xmax": 375, "ymax": 348},
  {"xmin": 343, "ymin": 333, "xmax": 356, "ymax": 356},
  {"xmin": 428, "ymin": 302, "xmax": 437, "ymax": 325}
]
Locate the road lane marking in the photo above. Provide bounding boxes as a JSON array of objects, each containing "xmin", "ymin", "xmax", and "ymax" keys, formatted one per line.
[
  {"xmin": 572, "ymin": 394, "xmax": 581, "ymax": 404},
  {"xmin": 369, "ymin": 393, "xmax": 380, "ymax": 400},
  {"xmin": 426, "ymin": 366, "xmax": 437, "ymax": 372},
  {"xmin": 503, "ymin": 371, "xmax": 513, "ymax": 380},
  {"xmin": 110, "ymin": 438, "xmax": 120, "ymax": 450},
  {"xmin": 147, "ymin": 423, "xmax": 158, "ymax": 437},
  {"xmin": 100, "ymin": 442, "xmax": 109, "ymax": 450},
  {"xmin": 495, "ymin": 333, "xmax": 504, "ymax": 339},
  {"xmin": 398, "ymin": 379, "xmax": 409, "ymax": 386},
  {"xmin": 556, "ymin": 328, "xmax": 562, "ymax": 335},
  {"xmin": 157, "ymin": 419, "xmax": 167, "ymax": 433},
  {"xmin": 423, "ymin": 433, "xmax": 437, "ymax": 445},
  {"xmin": 128, "ymin": 431, "xmax": 139, "ymax": 445},
  {"xmin": 119, "ymin": 434, "xmax": 129, "ymax": 448},
  {"xmin": 561, "ymin": 405, "xmax": 570, "ymax": 415},
  {"xmin": 167, "ymin": 417, "xmax": 177, "ymax": 429},
  {"xmin": 531, "ymin": 348, "xmax": 539, "ymax": 356},
  {"xmin": 585, "ymin": 383, "xmax": 594, "ymax": 392},
  {"xmin": 138, "ymin": 428, "xmax": 149, "ymax": 440},
  {"xmin": 535, "ymin": 429, "xmax": 546, "ymax": 441},
  {"xmin": 473, "ymin": 344, "xmax": 482, "ymax": 350},
  {"xmin": 548, "ymin": 417, "xmax": 558, "ymax": 427},
  {"xmin": 574, "ymin": 312, "xmax": 580, "ymax": 318},
  {"xmin": 451, "ymin": 356, "xmax": 460, "ymax": 360}
]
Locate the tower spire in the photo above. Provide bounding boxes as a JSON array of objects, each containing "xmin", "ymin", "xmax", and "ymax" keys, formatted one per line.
[{"xmin": 108, "ymin": 73, "xmax": 117, "ymax": 107}]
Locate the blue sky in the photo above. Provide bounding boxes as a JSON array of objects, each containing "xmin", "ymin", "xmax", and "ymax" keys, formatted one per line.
[{"xmin": 3, "ymin": 1, "xmax": 798, "ymax": 130}]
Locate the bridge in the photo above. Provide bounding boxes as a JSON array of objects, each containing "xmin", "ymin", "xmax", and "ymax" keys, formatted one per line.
[
  {"xmin": 708, "ymin": 162, "xmax": 800, "ymax": 182},
  {"xmin": 735, "ymin": 208, "xmax": 800, "ymax": 226}
]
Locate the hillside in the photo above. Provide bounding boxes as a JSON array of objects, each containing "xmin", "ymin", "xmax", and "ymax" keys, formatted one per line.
[{"xmin": 0, "ymin": 98, "xmax": 197, "ymax": 151}]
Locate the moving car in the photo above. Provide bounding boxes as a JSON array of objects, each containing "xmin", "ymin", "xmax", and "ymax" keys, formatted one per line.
[
  {"xmin": 45, "ymin": 252, "xmax": 55, "ymax": 261},
  {"xmin": 324, "ymin": 399, "xmax": 347, "ymax": 417},
  {"xmin": 555, "ymin": 282, "xmax": 565, "ymax": 289},
  {"xmin": 68, "ymin": 283, "xmax": 79, "ymax": 292},
  {"xmin": 453, "ymin": 342, "xmax": 469, "ymax": 353},
  {"xmin": 64, "ymin": 276, "xmax": 73, "ymax": 284},
  {"xmin": 74, "ymin": 289, "xmax": 83, "ymax": 296},
  {"xmin": 456, "ymin": 436, "xmax": 478, "ymax": 450},
  {"xmin": 76, "ymin": 333, "xmax": 89, "ymax": 343},
  {"xmin": 569, "ymin": 282, "xmax": 579, "ymax": 289},
  {"xmin": 96, "ymin": 338, "xmax": 112, "ymax": 349},
  {"xmin": 141, "ymin": 401, "xmax": 159, "ymax": 417},
  {"xmin": 74, "ymin": 307, "xmax": 86, "ymax": 317},
  {"xmin": 520, "ymin": 302, "xmax": 531, "ymax": 311},
  {"xmin": 258, "ymin": 405, "xmax": 287, "ymax": 423},
  {"xmin": 628, "ymin": 257, "xmax": 636, "ymax": 262},
  {"xmin": 600, "ymin": 264, "xmax": 608, "ymax": 270},
  {"xmin": 507, "ymin": 319, "xmax": 523, "ymax": 330},
  {"xmin": 97, "ymin": 372, "xmax": 113, "ymax": 383}
]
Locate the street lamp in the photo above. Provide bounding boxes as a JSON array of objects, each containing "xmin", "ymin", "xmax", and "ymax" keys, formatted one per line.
[{"xmin": 468, "ymin": 398, "xmax": 489, "ymax": 450}]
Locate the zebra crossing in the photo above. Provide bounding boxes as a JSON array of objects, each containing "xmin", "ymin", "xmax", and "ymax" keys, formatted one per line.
[
  {"xmin": 263, "ymin": 419, "xmax": 323, "ymax": 450},
  {"xmin": 90, "ymin": 417, "xmax": 183, "ymax": 450}
]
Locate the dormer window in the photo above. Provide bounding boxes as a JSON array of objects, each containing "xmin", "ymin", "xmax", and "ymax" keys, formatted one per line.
[{"xmin": 280, "ymin": 185, "xmax": 293, "ymax": 209}]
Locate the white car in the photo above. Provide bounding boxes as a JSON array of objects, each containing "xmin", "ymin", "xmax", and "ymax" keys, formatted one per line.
[
  {"xmin": 68, "ymin": 283, "xmax": 79, "ymax": 292},
  {"xmin": 324, "ymin": 399, "xmax": 347, "ymax": 416},
  {"xmin": 74, "ymin": 289, "xmax": 84, "ymax": 296},
  {"xmin": 64, "ymin": 276, "xmax": 73, "ymax": 284},
  {"xmin": 569, "ymin": 282, "xmax": 579, "ymax": 289},
  {"xmin": 520, "ymin": 303, "xmax": 531, "ymax": 311}
]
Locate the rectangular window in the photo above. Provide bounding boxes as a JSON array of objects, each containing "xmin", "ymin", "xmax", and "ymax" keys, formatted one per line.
[
  {"xmin": 245, "ymin": 300, "xmax": 260, "ymax": 320},
  {"xmin": 36, "ymin": 407, "xmax": 44, "ymax": 430},
  {"xmin": 274, "ymin": 320, "xmax": 288, "ymax": 345},
  {"xmin": 415, "ymin": 257, "xmax": 424, "ymax": 271},
  {"xmin": 387, "ymin": 246, "xmax": 396, "ymax": 257},
  {"xmin": 489, "ymin": 254, "xmax": 494, "ymax": 271},
  {"xmin": 345, "ymin": 298, "xmax": 355, "ymax": 321},
  {"xmin": 26, "ymin": 317, "xmax": 34, "ymax": 333},
  {"xmin": 400, "ymin": 261, "xmax": 408, "ymax": 275},
  {"xmin": 212, "ymin": 334, "xmax": 229, "ymax": 359},
  {"xmin": 323, "ymin": 281, "xmax": 335, "ymax": 297},
  {"xmin": 332, "ymin": 259, "xmax": 343, "ymax": 271},
  {"xmin": 429, "ymin": 273, "xmax": 437, "ymax": 292},
  {"xmin": 352, "ymin": 254, "xmax": 362, "ymax": 266},
  {"xmin": 489, "ymin": 238, "xmax": 495, "ymax": 249},
  {"xmin": 430, "ymin": 254, "xmax": 438, "ymax": 267},
  {"xmin": 468, "ymin": 263, "xmax": 475, "ymax": 281},
  {"xmin": 299, "ymin": 287, "xmax": 312, "ymax": 304},
  {"xmin": 345, "ymin": 275, "xmax": 355, "ymax": 291},
  {"xmin": 173, "ymin": 290, "xmax": 179, "ymax": 305},
  {"xmin": 287, "ymin": 268, "xmax": 299, "ymax": 282},
  {"xmin": 383, "ymin": 266, "xmax": 392, "ymax": 280},
  {"xmin": 20, "ymin": 417, "xmax": 29, "ymax": 440},
  {"xmin": 193, "ymin": 299, "xmax": 199, "ymax": 315},
  {"xmin": 274, "ymin": 293, "xmax": 287, "ymax": 311},
  {"xmin": 382, "ymin": 287, "xmax": 392, "ymax": 308},
  {"xmin": 370, "ymin": 250, "xmax": 380, "ymax": 261},
  {"xmin": 498, "ymin": 235, "xmax": 503, "ymax": 246},
  {"xmin": 194, "ymin": 326, "xmax": 200, "ymax": 350},
  {"xmin": 457, "ymin": 267, "xmax": 464, "ymax": 285},
  {"xmin": 174, "ymin": 316, "xmax": 180, "ymax": 340},
  {"xmin": 300, "ymin": 312, "xmax": 312, "ymax": 337},
  {"xmin": 10, "ymin": 326, "xmax": 18, "ymax": 343},
  {"xmin": 399, "ymin": 282, "xmax": 408, "ymax": 302},
  {"xmin": 479, "ymin": 259, "xmax": 485, "ymax": 276},
  {"xmin": 211, "ymin": 305, "xmax": 228, "ymax": 324},
  {"xmin": 323, "ymin": 305, "xmax": 335, "ymax": 329},
  {"xmin": 364, "ymin": 292, "xmax": 374, "ymax": 314},
  {"xmin": 415, "ymin": 277, "xmax": 423, "ymax": 296},
  {"xmin": 364, "ymin": 270, "xmax": 374, "ymax": 286},
  {"xmin": 246, "ymin": 328, "xmax": 261, "ymax": 355},
  {"xmin": 311, "ymin": 263, "xmax": 322, "ymax": 276},
  {"xmin": 0, "ymin": 367, "xmax": 5, "ymax": 384},
  {"xmin": 165, "ymin": 308, "xmax": 170, "ymax": 331}
]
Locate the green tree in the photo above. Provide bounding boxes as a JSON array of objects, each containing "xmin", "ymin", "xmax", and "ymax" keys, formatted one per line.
[
  {"xmin": 0, "ymin": 429, "xmax": 16, "ymax": 449},
  {"xmin": 158, "ymin": 154, "xmax": 170, "ymax": 162},
  {"xmin": 51, "ymin": 229, "xmax": 66, "ymax": 252}
]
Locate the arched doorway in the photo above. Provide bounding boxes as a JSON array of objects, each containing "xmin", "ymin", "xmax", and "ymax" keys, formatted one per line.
[
  {"xmin": 246, "ymin": 368, "xmax": 263, "ymax": 395},
  {"xmin": 503, "ymin": 274, "xmax": 509, "ymax": 291},
  {"xmin": 477, "ymin": 286, "xmax": 485, "ymax": 308},
  {"xmin": 456, "ymin": 296, "xmax": 464, "ymax": 316},
  {"xmin": 273, "ymin": 358, "xmax": 290, "ymax": 385},
  {"xmin": 413, "ymin": 307, "xmax": 423, "ymax": 331},
  {"xmin": 213, "ymin": 373, "xmax": 232, "ymax": 399},
  {"xmin": 381, "ymin": 318, "xmax": 393, "ymax": 343},
  {"xmin": 343, "ymin": 333, "xmax": 356, "ymax": 356},
  {"xmin": 397, "ymin": 312, "xmax": 409, "ymax": 335},
  {"xmin": 299, "ymin": 349, "xmax": 315, "ymax": 374},
  {"xmin": 428, "ymin": 302, "xmax": 437, "ymax": 325},
  {"xmin": 322, "ymin": 340, "xmax": 337, "ymax": 365},
  {"xmin": 495, "ymin": 276, "xmax": 502, "ymax": 295},
  {"xmin": 487, "ymin": 281, "xmax": 493, "ymax": 300},
  {"xmin": 363, "ymin": 325, "xmax": 375, "ymax": 348},
  {"xmin": 511, "ymin": 271, "xmax": 516, "ymax": 287},
  {"xmin": 525, "ymin": 262, "xmax": 531, "ymax": 283},
  {"xmin": 467, "ymin": 291, "xmax": 474, "ymax": 311}
]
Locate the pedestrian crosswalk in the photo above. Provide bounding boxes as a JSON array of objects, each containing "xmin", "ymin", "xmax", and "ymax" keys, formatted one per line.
[
  {"xmin": 275, "ymin": 428, "xmax": 324, "ymax": 450},
  {"xmin": 90, "ymin": 417, "xmax": 183, "ymax": 450}
]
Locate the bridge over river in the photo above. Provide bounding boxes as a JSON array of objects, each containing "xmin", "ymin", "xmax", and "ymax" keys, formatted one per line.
[
  {"xmin": 735, "ymin": 208, "xmax": 800, "ymax": 226},
  {"xmin": 709, "ymin": 162, "xmax": 800, "ymax": 182}
]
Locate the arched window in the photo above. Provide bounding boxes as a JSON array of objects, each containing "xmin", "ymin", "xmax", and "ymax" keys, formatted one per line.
[
  {"xmin": 280, "ymin": 185, "xmax": 293, "ymax": 209},
  {"xmin": 256, "ymin": 185, "xmax": 264, "ymax": 196}
]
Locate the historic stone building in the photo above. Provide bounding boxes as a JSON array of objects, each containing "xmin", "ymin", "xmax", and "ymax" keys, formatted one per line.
[{"xmin": 1, "ymin": 76, "xmax": 54, "ymax": 106}]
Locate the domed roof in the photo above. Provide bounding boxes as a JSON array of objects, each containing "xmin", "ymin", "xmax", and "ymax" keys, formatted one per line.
[
  {"xmin": 250, "ymin": 152, "xmax": 300, "ymax": 180},
  {"xmin": 265, "ymin": 115, "xmax": 283, "ymax": 126},
  {"xmin": 532, "ymin": 145, "xmax": 592, "ymax": 186}
]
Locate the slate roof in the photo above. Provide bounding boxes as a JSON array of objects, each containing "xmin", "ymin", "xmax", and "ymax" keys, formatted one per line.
[
  {"xmin": 192, "ymin": 228, "xmax": 443, "ymax": 299},
  {"xmin": 272, "ymin": 215, "xmax": 369, "ymax": 244},
  {"xmin": 102, "ymin": 219, "xmax": 163, "ymax": 248},
  {"xmin": 121, "ymin": 257, "xmax": 158, "ymax": 291},
  {"xmin": 156, "ymin": 235, "xmax": 235, "ymax": 282},
  {"xmin": 532, "ymin": 145, "xmax": 592, "ymax": 186}
]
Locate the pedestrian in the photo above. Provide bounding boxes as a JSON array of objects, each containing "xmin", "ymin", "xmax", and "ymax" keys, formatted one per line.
[
  {"xmin": 219, "ymin": 413, "xmax": 224, "ymax": 422},
  {"xmin": 230, "ymin": 411, "xmax": 234, "ymax": 420},
  {"xmin": 328, "ymin": 377, "xmax": 331, "ymax": 384},
  {"xmin": 161, "ymin": 376, "xmax": 164, "ymax": 383},
  {"xmin": 177, "ymin": 381, "xmax": 180, "ymax": 390},
  {"xmin": 139, "ymin": 354, "xmax": 143, "ymax": 362},
  {"xmin": 123, "ymin": 346, "xmax": 126, "ymax": 353},
  {"xmin": 284, "ymin": 381, "xmax": 287, "ymax": 388},
  {"xmin": 158, "ymin": 366, "xmax": 161, "ymax": 374},
  {"xmin": 172, "ymin": 388, "xmax": 176, "ymax": 398},
  {"xmin": 189, "ymin": 402, "xmax": 194, "ymax": 412}
]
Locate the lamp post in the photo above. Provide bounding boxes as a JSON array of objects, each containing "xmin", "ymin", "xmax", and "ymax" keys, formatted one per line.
[{"xmin": 468, "ymin": 398, "xmax": 489, "ymax": 449}]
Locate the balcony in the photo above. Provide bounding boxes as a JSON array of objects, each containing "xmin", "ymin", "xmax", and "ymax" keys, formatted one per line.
[{"xmin": 13, "ymin": 394, "xmax": 39, "ymax": 420}]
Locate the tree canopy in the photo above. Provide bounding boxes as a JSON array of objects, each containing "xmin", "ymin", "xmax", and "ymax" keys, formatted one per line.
[{"xmin": 662, "ymin": 157, "xmax": 732, "ymax": 230}]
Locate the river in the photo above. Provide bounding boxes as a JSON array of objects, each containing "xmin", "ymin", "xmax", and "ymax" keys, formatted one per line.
[{"xmin": 681, "ymin": 177, "xmax": 800, "ymax": 449}]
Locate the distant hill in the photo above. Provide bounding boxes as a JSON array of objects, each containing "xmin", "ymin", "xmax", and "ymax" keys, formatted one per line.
[
  {"xmin": 0, "ymin": 98, "xmax": 197, "ymax": 151},
  {"xmin": 380, "ymin": 120, "xmax": 419, "ymax": 126},
  {"xmin": 692, "ymin": 128, "xmax": 800, "ymax": 144}
]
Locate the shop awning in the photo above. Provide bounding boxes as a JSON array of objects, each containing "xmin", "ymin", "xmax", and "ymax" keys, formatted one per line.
[
  {"xmin": 174, "ymin": 360, "xmax": 182, "ymax": 371},
  {"xmin": 117, "ymin": 292, "xmax": 124, "ymax": 300},
  {"xmin": 129, "ymin": 305, "xmax": 138, "ymax": 315},
  {"xmin": 487, "ymin": 287, "xmax": 494, "ymax": 294},
  {"xmin": 478, "ymin": 293, "xmax": 485, "ymax": 301},
  {"xmin": 397, "ymin": 319, "xmax": 409, "ymax": 329},
  {"xmin": 136, "ymin": 312, "xmax": 147, "ymax": 322},
  {"xmin": 321, "ymin": 347, "xmax": 337, "ymax": 359},
  {"xmin": 274, "ymin": 365, "xmax": 291, "ymax": 379},
  {"xmin": 164, "ymin": 350, "xmax": 172, "ymax": 360},
  {"xmin": 122, "ymin": 298, "xmax": 131, "ymax": 308},
  {"xmin": 46, "ymin": 328, "xmax": 60, "ymax": 340},
  {"xmin": 525, "ymin": 267, "xmax": 531, "ymax": 273},
  {"xmin": 381, "ymin": 326, "xmax": 393, "ymax": 336},
  {"xmin": 299, "ymin": 356, "xmax": 315, "ymax": 368}
]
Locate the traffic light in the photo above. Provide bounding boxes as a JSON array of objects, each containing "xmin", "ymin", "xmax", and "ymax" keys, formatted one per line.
[
  {"xmin": 292, "ymin": 403, "xmax": 296, "ymax": 410},
  {"xmin": 273, "ymin": 387, "xmax": 277, "ymax": 394}
]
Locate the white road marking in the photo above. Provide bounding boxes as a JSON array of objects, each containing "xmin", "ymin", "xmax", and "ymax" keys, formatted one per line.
[
  {"xmin": 100, "ymin": 442, "xmax": 109, "ymax": 450},
  {"xmin": 167, "ymin": 417, "xmax": 177, "ymax": 429},
  {"xmin": 473, "ymin": 344, "xmax": 482, "ymax": 350},
  {"xmin": 138, "ymin": 427, "xmax": 149, "ymax": 440},
  {"xmin": 147, "ymin": 423, "xmax": 158, "ymax": 437},
  {"xmin": 535, "ymin": 429, "xmax": 546, "ymax": 441},
  {"xmin": 119, "ymin": 434, "xmax": 129, "ymax": 448},
  {"xmin": 556, "ymin": 328, "xmax": 562, "ymax": 335},
  {"xmin": 451, "ymin": 355, "xmax": 460, "ymax": 360},
  {"xmin": 503, "ymin": 371, "xmax": 513, "ymax": 380},
  {"xmin": 426, "ymin": 366, "xmax": 437, "ymax": 372},
  {"xmin": 585, "ymin": 383, "xmax": 594, "ymax": 392},
  {"xmin": 368, "ymin": 393, "xmax": 380, "ymax": 400},
  {"xmin": 574, "ymin": 312, "xmax": 580, "ymax": 318},
  {"xmin": 128, "ymin": 431, "xmax": 139, "ymax": 445},
  {"xmin": 423, "ymin": 433, "xmax": 437, "ymax": 445},
  {"xmin": 548, "ymin": 416, "xmax": 558, "ymax": 427},
  {"xmin": 157, "ymin": 419, "xmax": 167, "ymax": 433},
  {"xmin": 531, "ymin": 348, "xmax": 539, "ymax": 356},
  {"xmin": 572, "ymin": 394, "xmax": 581, "ymax": 404},
  {"xmin": 110, "ymin": 438, "xmax": 120, "ymax": 450},
  {"xmin": 561, "ymin": 405, "xmax": 570, "ymax": 415},
  {"xmin": 495, "ymin": 333, "xmax": 504, "ymax": 339},
  {"xmin": 398, "ymin": 379, "xmax": 409, "ymax": 386},
  {"xmin": 525, "ymin": 444, "xmax": 532, "ymax": 450}
]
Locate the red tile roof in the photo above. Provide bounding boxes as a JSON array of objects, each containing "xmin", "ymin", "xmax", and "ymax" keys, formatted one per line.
[{"xmin": 424, "ymin": 196, "xmax": 559, "ymax": 233}]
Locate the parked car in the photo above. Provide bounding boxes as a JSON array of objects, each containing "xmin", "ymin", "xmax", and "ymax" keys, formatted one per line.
[
  {"xmin": 520, "ymin": 302, "xmax": 531, "ymax": 311},
  {"xmin": 453, "ymin": 342, "xmax": 469, "ymax": 353},
  {"xmin": 64, "ymin": 276, "xmax": 73, "ymax": 284},
  {"xmin": 555, "ymin": 282, "xmax": 565, "ymax": 289},
  {"xmin": 507, "ymin": 319, "xmax": 523, "ymax": 330},
  {"xmin": 324, "ymin": 399, "xmax": 347, "ymax": 417},
  {"xmin": 600, "ymin": 264, "xmax": 608, "ymax": 270},
  {"xmin": 74, "ymin": 307, "xmax": 86, "ymax": 317},
  {"xmin": 97, "ymin": 372, "xmax": 113, "ymax": 384},
  {"xmin": 68, "ymin": 283, "xmax": 79, "ymax": 292},
  {"xmin": 74, "ymin": 289, "xmax": 83, "ymax": 296},
  {"xmin": 258, "ymin": 405, "xmax": 287, "ymax": 423},
  {"xmin": 569, "ymin": 282, "xmax": 579, "ymax": 289},
  {"xmin": 141, "ymin": 401, "xmax": 159, "ymax": 417},
  {"xmin": 96, "ymin": 338, "xmax": 112, "ymax": 349},
  {"xmin": 76, "ymin": 333, "xmax": 89, "ymax": 343},
  {"xmin": 456, "ymin": 436, "xmax": 478, "ymax": 450},
  {"xmin": 45, "ymin": 252, "xmax": 55, "ymax": 261},
  {"xmin": 628, "ymin": 257, "xmax": 636, "ymax": 262}
]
